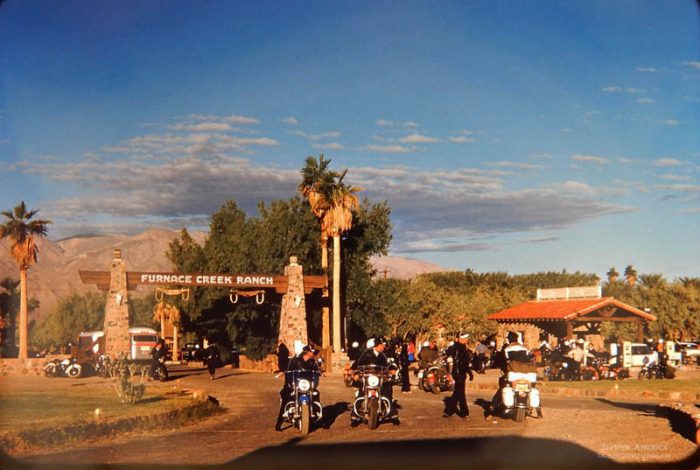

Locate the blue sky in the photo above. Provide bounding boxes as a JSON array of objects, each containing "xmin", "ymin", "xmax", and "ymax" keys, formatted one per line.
[{"xmin": 1, "ymin": 1, "xmax": 699, "ymax": 279}]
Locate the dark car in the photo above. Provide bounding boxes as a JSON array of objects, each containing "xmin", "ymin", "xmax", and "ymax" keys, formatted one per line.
[{"xmin": 181, "ymin": 343, "xmax": 204, "ymax": 363}]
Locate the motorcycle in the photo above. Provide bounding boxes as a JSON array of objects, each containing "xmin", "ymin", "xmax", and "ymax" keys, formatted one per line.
[
  {"xmin": 495, "ymin": 370, "xmax": 542, "ymax": 422},
  {"xmin": 150, "ymin": 356, "xmax": 169, "ymax": 381},
  {"xmin": 351, "ymin": 365, "xmax": 398, "ymax": 429},
  {"xmin": 637, "ymin": 357, "xmax": 675, "ymax": 380},
  {"xmin": 44, "ymin": 357, "xmax": 82, "ymax": 378},
  {"xmin": 417, "ymin": 358, "xmax": 454, "ymax": 394},
  {"xmin": 281, "ymin": 369, "xmax": 323, "ymax": 435}
]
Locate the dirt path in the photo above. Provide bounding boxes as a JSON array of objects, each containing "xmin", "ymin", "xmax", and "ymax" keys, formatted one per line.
[{"xmin": 6, "ymin": 365, "xmax": 699, "ymax": 468}]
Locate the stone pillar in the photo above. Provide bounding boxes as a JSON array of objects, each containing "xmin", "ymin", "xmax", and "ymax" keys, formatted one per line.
[
  {"xmin": 278, "ymin": 256, "xmax": 308, "ymax": 353},
  {"xmin": 103, "ymin": 249, "xmax": 131, "ymax": 357}
]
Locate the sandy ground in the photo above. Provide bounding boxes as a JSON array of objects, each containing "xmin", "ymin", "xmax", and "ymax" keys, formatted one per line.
[{"xmin": 3, "ymin": 365, "xmax": 698, "ymax": 469}]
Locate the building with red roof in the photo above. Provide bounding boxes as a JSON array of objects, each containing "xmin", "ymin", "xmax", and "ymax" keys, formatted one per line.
[{"xmin": 487, "ymin": 286, "xmax": 656, "ymax": 349}]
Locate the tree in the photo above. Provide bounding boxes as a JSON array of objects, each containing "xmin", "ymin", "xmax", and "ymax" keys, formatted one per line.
[
  {"xmin": 325, "ymin": 171, "xmax": 361, "ymax": 353},
  {"xmin": 606, "ymin": 267, "xmax": 619, "ymax": 284},
  {"xmin": 0, "ymin": 277, "xmax": 39, "ymax": 357},
  {"xmin": 299, "ymin": 155, "xmax": 338, "ymax": 348},
  {"xmin": 0, "ymin": 202, "xmax": 51, "ymax": 359},
  {"xmin": 32, "ymin": 292, "xmax": 105, "ymax": 351},
  {"xmin": 624, "ymin": 265, "xmax": 638, "ymax": 287}
]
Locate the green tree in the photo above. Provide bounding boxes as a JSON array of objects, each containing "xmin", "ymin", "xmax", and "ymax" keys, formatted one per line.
[
  {"xmin": 0, "ymin": 278, "xmax": 39, "ymax": 356},
  {"xmin": 0, "ymin": 201, "xmax": 52, "ymax": 359},
  {"xmin": 32, "ymin": 292, "xmax": 106, "ymax": 350}
]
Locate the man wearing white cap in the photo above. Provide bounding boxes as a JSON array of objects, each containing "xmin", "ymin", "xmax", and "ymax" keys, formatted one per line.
[{"xmin": 444, "ymin": 332, "xmax": 474, "ymax": 418}]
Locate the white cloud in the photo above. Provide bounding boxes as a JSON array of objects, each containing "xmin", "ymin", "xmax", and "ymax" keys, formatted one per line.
[
  {"xmin": 448, "ymin": 136, "xmax": 478, "ymax": 143},
  {"xmin": 292, "ymin": 130, "xmax": 342, "ymax": 141},
  {"xmin": 223, "ymin": 115, "xmax": 259, "ymax": 125},
  {"xmin": 637, "ymin": 98, "xmax": 654, "ymax": 104},
  {"xmin": 398, "ymin": 133, "xmax": 440, "ymax": 144},
  {"xmin": 312, "ymin": 142, "xmax": 344, "ymax": 150},
  {"xmin": 402, "ymin": 121, "xmax": 419, "ymax": 128},
  {"xmin": 527, "ymin": 153, "xmax": 554, "ymax": 161},
  {"xmin": 602, "ymin": 86, "xmax": 646, "ymax": 94},
  {"xmin": 682, "ymin": 61, "xmax": 700, "ymax": 70},
  {"xmin": 637, "ymin": 67, "xmax": 657, "ymax": 73},
  {"xmin": 485, "ymin": 161, "xmax": 542, "ymax": 171},
  {"xmin": 652, "ymin": 158, "xmax": 684, "ymax": 167},
  {"xmin": 678, "ymin": 207, "xmax": 700, "ymax": 213},
  {"xmin": 280, "ymin": 116, "xmax": 299, "ymax": 125},
  {"xmin": 657, "ymin": 184, "xmax": 700, "ymax": 192},
  {"xmin": 664, "ymin": 119, "xmax": 679, "ymax": 126},
  {"xmin": 571, "ymin": 154, "xmax": 609, "ymax": 165},
  {"xmin": 376, "ymin": 119, "xmax": 394, "ymax": 127},
  {"xmin": 358, "ymin": 144, "xmax": 416, "ymax": 153},
  {"xmin": 169, "ymin": 122, "xmax": 232, "ymax": 132},
  {"xmin": 602, "ymin": 86, "xmax": 622, "ymax": 93},
  {"xmin": 660, "ymin": 174, "xmax": 691, "ymax": 181}
]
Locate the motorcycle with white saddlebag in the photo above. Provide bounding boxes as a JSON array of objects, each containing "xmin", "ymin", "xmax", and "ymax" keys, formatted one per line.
[
  {"xmin": 497, "ymin": 371, "xmax": 542, "ymax": 422},
  {"xmin": 281, "ymin": 370, "xmax": 323, "ymax": 435}
]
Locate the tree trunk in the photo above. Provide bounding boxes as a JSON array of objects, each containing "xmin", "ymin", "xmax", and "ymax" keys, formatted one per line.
[
  {"xmin": 332, "ymin": 234, "xmax": 341, "ymax": 353},
  {"xmin": 321, "ymin": 239, "xmax": 330, "ymax": 349},
  {"xmin": 19, "ymin": 268, "xmax": 28, "ymax": 360}
]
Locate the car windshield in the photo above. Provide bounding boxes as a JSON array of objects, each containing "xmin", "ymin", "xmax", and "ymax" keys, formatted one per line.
[{"xmin": 133, "ymin": 335, "xmax": 157, "ymax": 342}]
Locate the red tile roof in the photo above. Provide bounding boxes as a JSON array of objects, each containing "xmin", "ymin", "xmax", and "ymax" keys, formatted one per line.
[{"xmin": 487, "ymin": 297, "xmax": 656, "ymax": 322}]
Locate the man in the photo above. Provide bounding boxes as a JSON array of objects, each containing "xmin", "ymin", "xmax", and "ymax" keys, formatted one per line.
[
  {"xmin": 474, "ymin": 339, "xmax": 489, "ymax": 373},
  {"xmin": 566, "ymin": 340, "xmax": 592, "ymax": 380},
  {"xmin": 417, "ymin": 341, "xmax": 439, "ymax": 368},
  {"xmin": 275, "ymin": 345, "xmax": 319, "ymax": 431},
  {"xmin": 487, "ymin": 332, "xmax": 531, "ymax": 417},
  {"xmin": 276, "ymin": 341, "xmax": 290, "ymax": 373},
  {"xmin": 444, "ymin": 332, "xmax": 474, "ymax": 418},
  {"xmin": 352, "ymin": 337, "xmax": 396, "ymax": 417},
  {"xmin": 150, "ymin": 339, "xmax": 169, "ymax": 381}
]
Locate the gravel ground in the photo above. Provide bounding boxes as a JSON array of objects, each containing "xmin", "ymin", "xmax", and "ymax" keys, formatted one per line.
[{"xmin": 5, "ymin": 364, "xmax": 699, "ymax": 469}]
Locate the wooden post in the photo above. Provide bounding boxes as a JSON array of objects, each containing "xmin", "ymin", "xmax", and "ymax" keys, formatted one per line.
[
  {"xmin": 566, "ymin": 321, "xmax": 574, "ymax": 340},
  {"xmin": 636, "ymin": 321, "xmax": 644, "ymax": 342}
]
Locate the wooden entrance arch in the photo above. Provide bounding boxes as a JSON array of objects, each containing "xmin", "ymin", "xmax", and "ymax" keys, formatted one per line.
[{"xmin": 80, "ymin": 250, "xmax": 327, "ymax": 358}]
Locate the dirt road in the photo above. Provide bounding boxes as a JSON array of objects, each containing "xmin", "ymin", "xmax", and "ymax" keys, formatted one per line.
[{"xmin": 10, "ymin": 365, "xmax": 700, "ymax": 469}]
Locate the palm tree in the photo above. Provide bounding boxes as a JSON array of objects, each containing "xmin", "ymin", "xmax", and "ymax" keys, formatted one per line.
[
  {"xmin": 606, "ymin": 267, "xmax": 619, "ymax": 284},
  {"xmin": 0, "ymin": 202, "xmax": 51, "ymax": 360},
  {"xmin": 299, "ymin": 155, "xmax": 338, "ymax": 348},
  {"xmin": 624, "ymin": 265, "xmax": 638, "ymax": 287},
  {"xmin": 324, "ymin": 172, "xmax": 360, "ymax": 354}
]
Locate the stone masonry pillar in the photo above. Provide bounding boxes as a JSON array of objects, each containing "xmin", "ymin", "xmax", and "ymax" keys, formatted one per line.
[
  {"xmin": 278, "ymin": 256, "xmax": 308, "ymax": 353},
  {"xmin": 103, "ymin": 249, "xmax": 131, "ymax": 357}
]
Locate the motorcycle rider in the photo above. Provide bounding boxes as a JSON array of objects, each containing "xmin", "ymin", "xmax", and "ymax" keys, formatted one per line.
[
  {"xmin": 488, "ymin": 331, "xmax": 537, "ymax": 417},
  {"xmin": 443, "ymin": 332, "xmax": 474, "ymax": 418},
  {"xmin": 150, "ymin": 339, "xmax": 169, "ymax": 381},
  {"xmin": 351, "ymin": 337, "xmax": 397, "ymax": 418},
  {"xmin": 418, "ymin": 340, "xmax": 439, "ymax": 368},
  {"xmin": 275, "ymin": 345, "xmax": 320, "ymax": 431}
]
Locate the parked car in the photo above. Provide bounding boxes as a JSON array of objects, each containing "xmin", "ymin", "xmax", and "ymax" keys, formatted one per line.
[
  {"xmin": 678, "ymin": 342, "xmax": 700, "ymax": 365},
  {"xmin": 181, "ymin": 343, "xmax": 204, "ymax": 363}
]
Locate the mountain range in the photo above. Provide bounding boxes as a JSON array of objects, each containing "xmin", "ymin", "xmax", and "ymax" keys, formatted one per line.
[{"xmin": 0, "ymin": 229, "xmax": 446, "ymax": 322}]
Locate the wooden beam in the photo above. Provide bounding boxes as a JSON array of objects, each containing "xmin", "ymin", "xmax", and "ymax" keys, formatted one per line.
[{"xmin": 573, "ymin": 317, "xmax": 645, "ymax": 323}]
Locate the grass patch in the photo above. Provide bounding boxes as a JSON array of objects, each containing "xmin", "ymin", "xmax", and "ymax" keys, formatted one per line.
[
  {"xmin": 0, "ymin": 377, "xmax": 221, "ymax": 453},
  {"xmin": 540, "ymin": 378, "xmax": 700, "ymax": 394}
]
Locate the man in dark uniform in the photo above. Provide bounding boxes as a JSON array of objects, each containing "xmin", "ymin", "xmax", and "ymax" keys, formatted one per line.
[
  {"xmin": 352, "ymin": 337, "xmax": 396, "ymax": 413},
  {"xmin": 443, "ymin": 332, "xmax": 474, "ymax": 418},
  {"xmin": 150, "ymin": 339, "xmax": 169, "ymax": 381},
  {"xmin": 275, "ymin": 345, "xmax": 319, "ymax": 431}
]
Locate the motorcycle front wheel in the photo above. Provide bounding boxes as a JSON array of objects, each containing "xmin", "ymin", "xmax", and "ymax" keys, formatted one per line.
[
  {"xmin": 67, "ymin": 365, "xmax": 82, "ymax": 378},
  {"xmin": 44, "ymin": 364, "xmax": 56, "ymax": 377},
  {"xmin": 300, "ymin": 403, "xmax": 311, "ymax": 435},
  {"xmin": 368, "ymin": 397, "xmax": 379, "ymax": 430}
]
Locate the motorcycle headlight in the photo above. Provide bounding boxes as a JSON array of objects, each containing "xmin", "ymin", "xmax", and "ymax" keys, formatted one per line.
[
  {"xmin": 367, "ymin": 374, "xmax": 380, "ymax": 387},
  {"xmin": 298, "ymin": 379, "xmax": 311, "ymax": 392}
]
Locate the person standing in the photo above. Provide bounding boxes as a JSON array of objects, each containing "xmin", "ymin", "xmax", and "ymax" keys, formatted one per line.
[
  {"xmin": 399, "ymin": 341, "xmax": 411, "ymax": 393},
  {"xmin": 444, "ymin": 333, "xmax": 474, "ymax": 418},
  {"xmin": 204, "ymin": 342, "xmax": 220, "ymax": 380},
  {"xmin": 276, "ymin": 341, "xmax": 290, "ymax": 373}
]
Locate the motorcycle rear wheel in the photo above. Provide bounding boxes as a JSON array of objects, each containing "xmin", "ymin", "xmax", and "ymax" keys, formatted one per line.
[
  {"xmin": 300, "ymin": 403, "xmax": 311, "ymax": 435},
  {"xmin": 514, "ymin": 407, "xmax": 526, "ymax": 422},
  {"xmin": 368, "ymin": 398, "xmax": 379, "ymax": 430},
  {"xmin": 430, "ymin": 383, "xmax": 440, "ymax": 394},
  {"xmin": 67, "ymin": 365, "xmax": 82, "ymax": 378}
]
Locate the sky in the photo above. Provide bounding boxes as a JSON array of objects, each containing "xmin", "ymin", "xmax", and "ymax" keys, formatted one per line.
[{"xmin": 1, "ymin": 1, "xmax": 699, "ymax": 279}]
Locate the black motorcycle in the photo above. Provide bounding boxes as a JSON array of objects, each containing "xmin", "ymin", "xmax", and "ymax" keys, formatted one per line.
[
  {"xmin": 637, "ymin": 357, "xmax": 675, "ymax": 380},
  {"xmin": 281, "ymin": 370, "xmax": 323, "ymax": 435},
  {"xmin": 351, "ymin": 365, "xmax": 398, "ymax": 429}
]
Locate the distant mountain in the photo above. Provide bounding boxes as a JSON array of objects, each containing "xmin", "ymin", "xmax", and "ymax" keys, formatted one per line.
[{"xmin": 0, "ymin": 230, "xmax": 446, "ymax": 322}]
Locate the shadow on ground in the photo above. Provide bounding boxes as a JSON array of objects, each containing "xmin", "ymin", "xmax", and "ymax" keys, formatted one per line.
[
  {"xmin": 231, "ymin": 437, "xmax": 698, "ymax": 470},
  {"xmin": 2, "ymin": 436, "xmax": 699, "ymax": 470}
]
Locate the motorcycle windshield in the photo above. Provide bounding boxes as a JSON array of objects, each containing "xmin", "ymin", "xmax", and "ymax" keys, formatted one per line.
[{"xmin": 286, "ymin": 370, "xmax": 320, "ymax": 388}]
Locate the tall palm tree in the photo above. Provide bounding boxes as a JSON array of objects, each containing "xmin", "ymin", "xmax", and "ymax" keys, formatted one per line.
[
  {"xmin": 0, "ymin": 202, "xmax": 51, "ymax": 359},
  {"xmin": 624, "ymin": 265, "xmax": 638, "ymax": 287},
  {"xmin": 299, "ymin": 155, "xmax": 338, "ymax": 348},
  {"xmin": 606, "ymin": 267, "xmax": 619, "ymax": 284},
  {"xmin": 323, "ymin": 172, "xmax": 360, "ymax": 354}
]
